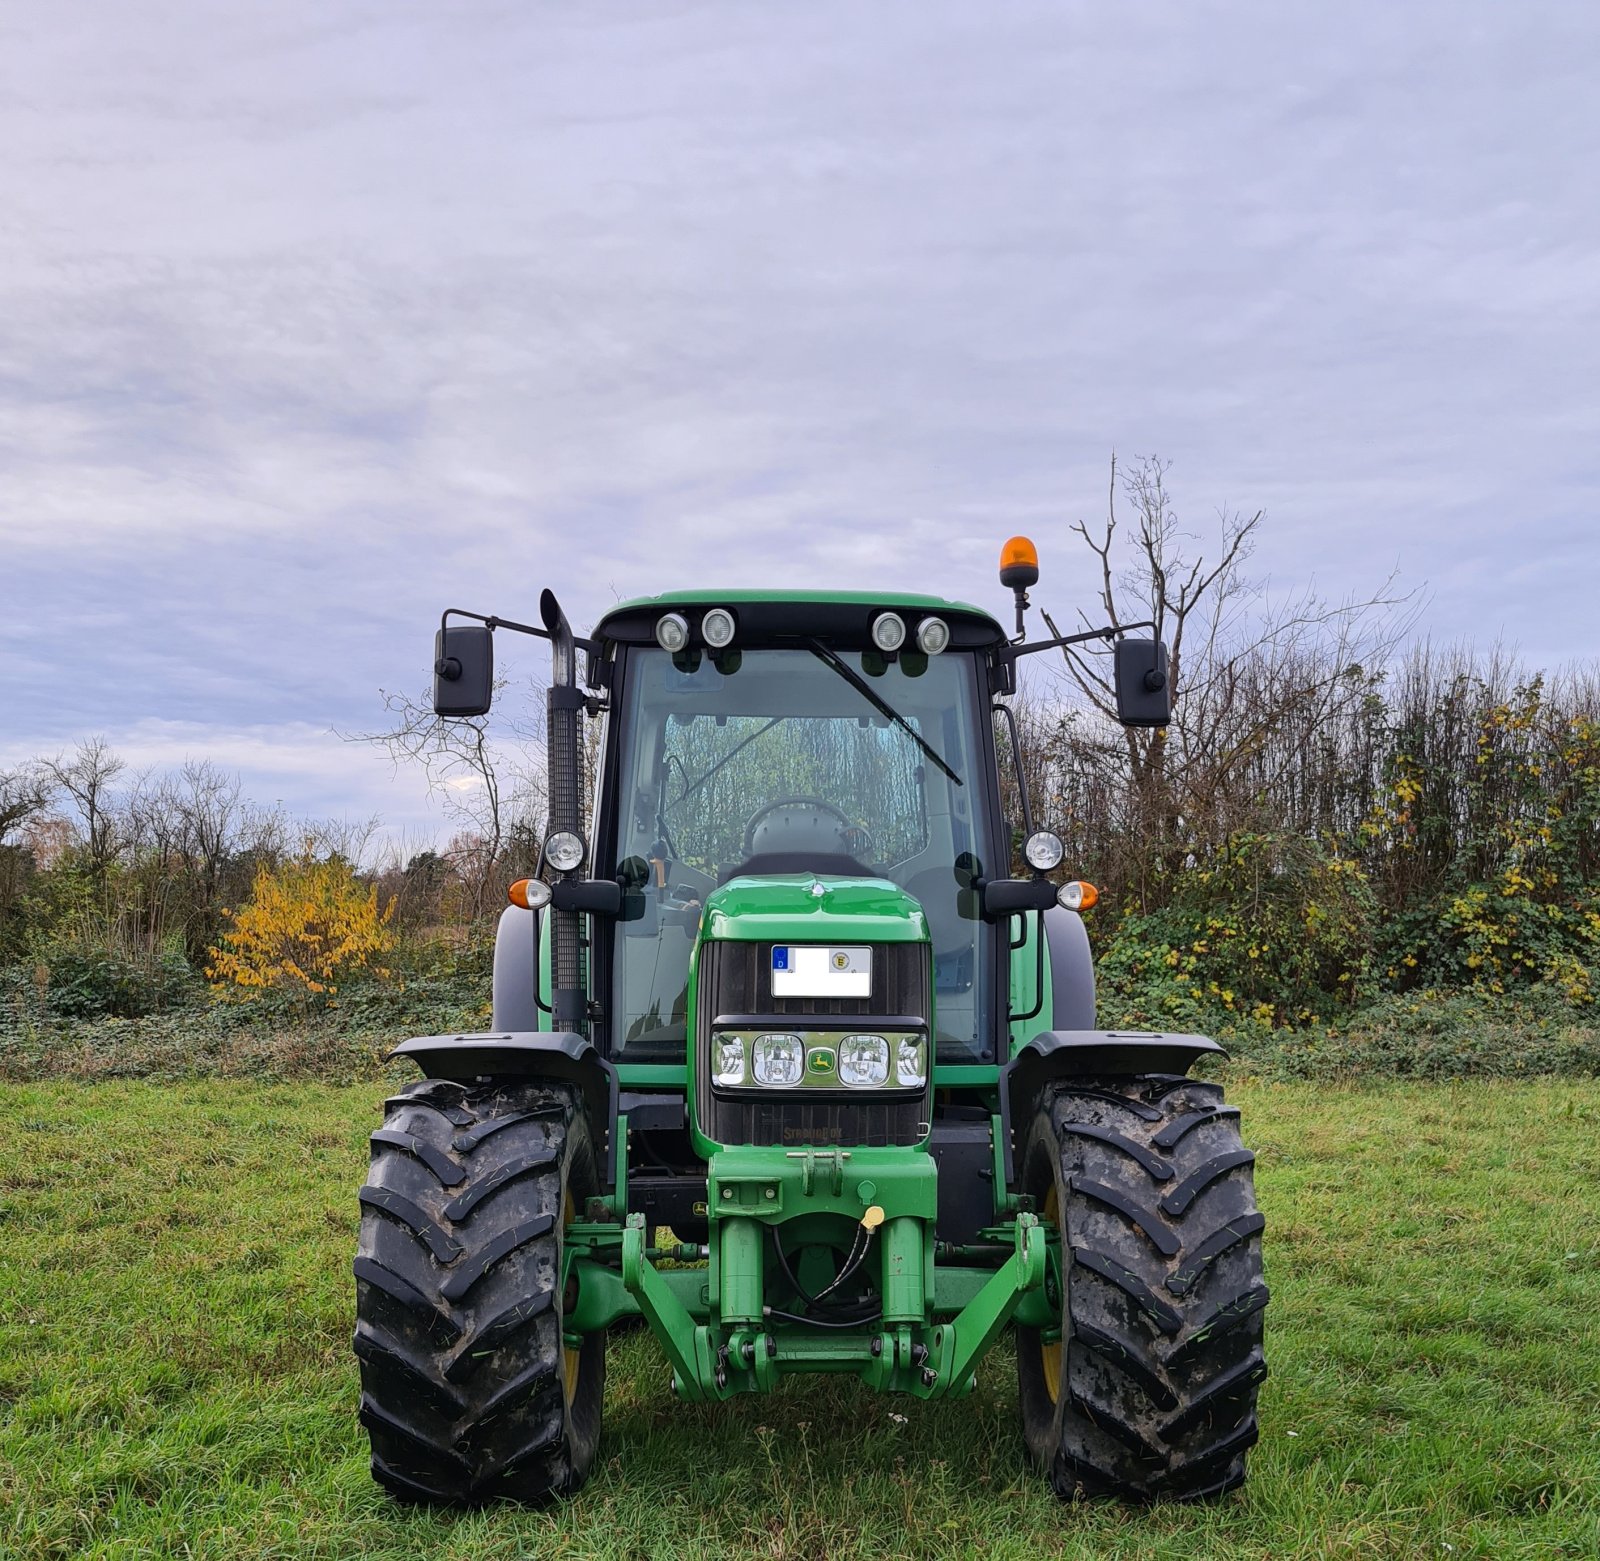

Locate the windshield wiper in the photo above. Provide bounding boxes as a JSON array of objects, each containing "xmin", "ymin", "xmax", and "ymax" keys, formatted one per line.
[{"xmin": 805, "ymin": 639, "xmax": 963, "ymax": 787}]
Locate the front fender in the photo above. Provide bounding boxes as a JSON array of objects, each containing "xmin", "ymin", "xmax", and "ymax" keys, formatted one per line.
[
  {"xmin": 390, "ymin": 1029, "xmax": 618, "ymax": 1185},
  {"xmin": 1000, "ymin": 1028, "xmax": 1227, "ymax": 1186}
]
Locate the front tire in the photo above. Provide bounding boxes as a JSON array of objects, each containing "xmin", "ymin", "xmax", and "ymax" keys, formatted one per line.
[
  {"xmin": 1018, "ymin": 1075, "xmax": 1267, "ymax": 1502},
  {"xmin": 353, "ymin": 1078, "xmax": 605, "ymax": 1505}
]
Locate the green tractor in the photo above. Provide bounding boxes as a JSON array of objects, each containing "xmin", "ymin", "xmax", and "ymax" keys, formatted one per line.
[{"xmin": 353, "ymin": 539, "xmax": 1267, "ymax": 1504}]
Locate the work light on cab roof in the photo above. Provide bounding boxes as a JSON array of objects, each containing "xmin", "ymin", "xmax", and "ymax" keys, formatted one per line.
[
  {"xmin": 368, "ymin": 550, "xmax": 1261, "ymax": 1512},
  {"xmin": 701, "ymin": 606, "xmax": 737, "ymax": 649}
]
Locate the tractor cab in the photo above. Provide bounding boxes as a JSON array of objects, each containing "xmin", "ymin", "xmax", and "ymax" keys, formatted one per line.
[{"xmin": 592, "ymin": 592, "xmax": 1008, "ymax": 1068}]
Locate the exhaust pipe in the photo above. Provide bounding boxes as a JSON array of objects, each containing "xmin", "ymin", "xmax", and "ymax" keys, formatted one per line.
[{"xmin": 540, "ymin": 588, "xmax": 586, "ymax": 1032}]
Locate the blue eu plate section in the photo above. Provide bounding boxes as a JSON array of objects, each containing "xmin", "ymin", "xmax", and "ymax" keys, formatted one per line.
[{"xmin": 771, "ymin": 946, "xmax": 790, "ymax": 972}]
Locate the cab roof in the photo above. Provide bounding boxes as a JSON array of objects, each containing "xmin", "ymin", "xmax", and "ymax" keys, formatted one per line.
[{"xmin": 593, "ymin": 589, "xmax": 1006, "ymax": 652}]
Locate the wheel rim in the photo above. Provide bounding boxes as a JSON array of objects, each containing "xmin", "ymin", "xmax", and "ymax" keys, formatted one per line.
[
  {"xmin": 1041, "ymin": 1184, "xmax": 1062, "ymax": 1405},
  {"xmin": 562, "ymin": 1190, "xmax": 581, "ymax": 1404}
]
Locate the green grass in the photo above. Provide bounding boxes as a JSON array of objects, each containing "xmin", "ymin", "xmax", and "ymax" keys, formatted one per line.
[{"xmin": 2, "ymin": 1077, "xmax": 1597, "ymax": 1560}]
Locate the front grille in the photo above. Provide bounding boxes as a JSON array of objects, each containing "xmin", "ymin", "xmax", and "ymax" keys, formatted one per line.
[{"xmin": 697, "ymin": 940, "xmax": 932, "ymax": 1147}]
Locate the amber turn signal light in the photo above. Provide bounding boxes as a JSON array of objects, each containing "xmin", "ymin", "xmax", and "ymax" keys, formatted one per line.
[
  {"xmin": 1057, "ymin": 880, "xmax": 1098, "ymax": 912},
  {"xmin": 508, "ymin": 878, "xmax": 552, "ymax": 911}
]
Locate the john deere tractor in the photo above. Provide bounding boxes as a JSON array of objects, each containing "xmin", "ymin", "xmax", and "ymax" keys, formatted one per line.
[{"xmin": 353, "ymin": 538, "xmax": 1267, "ymax": 1504}]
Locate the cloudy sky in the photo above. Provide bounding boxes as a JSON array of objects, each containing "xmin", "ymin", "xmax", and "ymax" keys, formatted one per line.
[{"xmin": 4, "ymin": 2, "xmax": 1597, "ymax": 847}]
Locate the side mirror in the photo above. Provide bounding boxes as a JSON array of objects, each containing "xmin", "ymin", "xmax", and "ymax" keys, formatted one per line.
[
  {"xmin": 552, "ymin": 879, "xmax": 626, "ymax": 916},
  {"xmin": 981, "ymin": 878, "xmax": 1057, "ymax": 918},
  {"xmin": 433, "ymin": 624, "xmax": 494, "ymax": 717},
  {"xmin": 1114, "ymin": 638, "xmax": 1171, "ymax": 727}
]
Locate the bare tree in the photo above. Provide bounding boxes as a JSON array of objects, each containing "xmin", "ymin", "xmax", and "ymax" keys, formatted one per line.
[
  {"xmin": 175, "ymin": 761, "xmax": 242, "ymax": 896},
  {"xmin": 0, "ymin": 763, "xmax": 51, "ymax": 844},
  {"xmin": 43, "ymin": 738, "xmax": 126, "ymax": 892},
  {"xmin": 165, "ymin": 760, "xmax": 245, "ymax": 962},
  {"xmin": 304, "ymin": 813, "xmax": 383, "ymax": 866},
  {"xmin": 0, "ymin": 763, "xmax": 53, "ymax": 958},
  {"xmin": 125, "ymin": 768, "xmax": 184, "ymax": 953},
  {"xmin": 1041, "ymin": 454, "xmax": 1414, "ymax": 907},
  {"xmin": 349, "ymin": 682, "xmax": 547, "ymax": 919}
]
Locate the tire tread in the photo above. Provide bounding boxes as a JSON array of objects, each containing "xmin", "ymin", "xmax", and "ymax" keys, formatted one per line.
[
  {"xmin": 1020, "ymin": 1074, "xmax": 1267, "ymax": 1503},
  {"xmin": 353, "ymin": 1078, "xmax": 603, "ymax": 1506}
]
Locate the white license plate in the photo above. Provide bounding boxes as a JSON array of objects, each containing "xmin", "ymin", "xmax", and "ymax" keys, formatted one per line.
[{"xmin": 771, "ymin": 945, "xmax": 871, "ymax": 998}]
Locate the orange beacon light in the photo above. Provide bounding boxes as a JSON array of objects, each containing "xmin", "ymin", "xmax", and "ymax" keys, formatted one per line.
[{"xmin": 999, "ymin": 535, "xmax": 1040, "ymax": 637}]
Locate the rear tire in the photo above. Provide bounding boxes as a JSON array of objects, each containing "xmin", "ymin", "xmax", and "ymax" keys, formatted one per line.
[
  {"xmin": 353, "ymin": 1077, "xmax": 606, "ymax": 1505},
  {"xmin": 1017, "ymin": 1074, "xmax": 1267, "ymax": 1502}
]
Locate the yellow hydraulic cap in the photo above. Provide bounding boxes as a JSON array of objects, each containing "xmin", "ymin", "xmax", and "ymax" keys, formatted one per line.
[{"xmin": 861, "ymin": 1205, "xmax": 886, "ymax": 1231}]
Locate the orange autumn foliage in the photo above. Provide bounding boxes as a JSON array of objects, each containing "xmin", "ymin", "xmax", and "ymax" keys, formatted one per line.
[{"xmin": 208, "ymin": 852, "xmax": 394, "ymax": 999}]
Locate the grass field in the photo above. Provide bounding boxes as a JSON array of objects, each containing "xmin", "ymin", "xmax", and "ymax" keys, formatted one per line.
[{"xmin": 1, "ymin": 1075, "xmax": 1597, "ymax": 1560}]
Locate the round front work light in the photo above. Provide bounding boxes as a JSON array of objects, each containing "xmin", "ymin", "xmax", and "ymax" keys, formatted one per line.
[
  {"xmin": 701, "ymin": 607, "xmax": 736, "ymax": 649},
  {"xmin": 655, "ymin": 612, "xmax": 690, "ymax": 653},
  {"xmin": 916, "ymin": 616, "xmax": 950, "ymax": 655},
  {"xmin": 508, "ymin": 878, "xmax": 552, "ymax": 911},
  {"xmin": 1057, "ymin": 880, "xmax": 1099, "ymax": 912},
  {"xmin": 1024, "ymin": 830, "xmax": 1065, "ymax": 872},
  {"xmin": 871, "ymin": 612, "xmax": 907, "ymax": 653},
  {"xmin": 545, "ymin": 830, "xmax": 586, "ymax": 873}
]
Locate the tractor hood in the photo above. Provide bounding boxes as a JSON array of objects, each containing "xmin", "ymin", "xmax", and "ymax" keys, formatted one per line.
[{"xmin": 703, "ymin": 874, "xmax": 929, "ymax": 945}]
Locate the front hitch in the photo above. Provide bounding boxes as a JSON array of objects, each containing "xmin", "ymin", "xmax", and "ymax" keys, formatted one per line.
[{"xmin": 920, "ymin": 1211, "xmax": 1044, "ymax": 1397}]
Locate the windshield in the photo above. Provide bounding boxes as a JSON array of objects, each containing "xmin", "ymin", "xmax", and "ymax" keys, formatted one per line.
[{"xmin": 606, "ymin": 646, "xmax": 999, "ymax": 1063}]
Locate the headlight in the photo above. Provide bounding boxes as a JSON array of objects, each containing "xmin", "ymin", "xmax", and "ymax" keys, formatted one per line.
[
  {"xmin": 753, "ymin": 1033, "xmax": 804, "ymax": 1086},
  {"xmin": 871, "ymin": 612, "xmax": 907, "ymax": 653},
  {"xmin": 655, "ymin": 612, "xmax": 690, "ymax": 653},
  {"xmin": 895, "ymin": 1035, "xmax": 926, "ymax": 1087},
  {"xmin": 545, "ymin": 830, "xmax": 586, "ymax": 873},
  {"xmin": 713, "ymin": 1036, "xmax": 747, "ymax": 1087},
  {"xmin": 701, "ymin": 607, "xmax": 736, "ymax": 649},
  {"xmin": 838, "ymin": 1034, "xmax": 889, "ymax": 1087},
  {"xmin": 1024, "ymin": 830, "xmax": 1065, "ymax": 872},
  {"xmin": 916, "ymin": 616, "xmax": 950, "ymax": 655}
]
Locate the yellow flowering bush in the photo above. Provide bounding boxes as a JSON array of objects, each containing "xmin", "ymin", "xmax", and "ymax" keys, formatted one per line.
[{"xmin": 208, "ymin": 853, "xmax": 394, "ymax": 1002}]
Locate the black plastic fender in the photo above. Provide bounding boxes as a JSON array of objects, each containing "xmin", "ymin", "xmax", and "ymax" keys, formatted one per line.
[
  {"xmin": 1042, "ymin": 906, "xmax": 1096, "ymax": 1031},
  {"xmin": 999, "ymin": 1028, "xmax": 1227, "ymax": 1186},
  {"xmin": 389, "ymin": 1029, "xmax": 619, "ymax": 1187},
  {"xmin": 491, "ymin": 904, "xmax": 541, "ymax": 1033}
]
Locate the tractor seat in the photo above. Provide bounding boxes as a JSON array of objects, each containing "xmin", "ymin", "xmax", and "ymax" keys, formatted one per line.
[
  {"xmin": 723, "ymin": 799, "xmax": 873, "ymax": 883},
  {"xmin": 720, "ymin": 851, "xmax": 874, "ymax": 883}
]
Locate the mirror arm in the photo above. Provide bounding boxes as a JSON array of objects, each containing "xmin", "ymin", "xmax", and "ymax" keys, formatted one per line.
[
  {"xmin": 992, "ymin": 699, "xmax": 1036, "ymax": 841},
  {"xmin": 1000, "ymin": 617, "xmax": 1156, "ymax": 666},
  {"xmin": 439, "ymin": 606, "xmax": 599, "ymax": 658}
]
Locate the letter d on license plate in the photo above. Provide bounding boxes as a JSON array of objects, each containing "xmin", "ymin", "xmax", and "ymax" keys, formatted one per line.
[{"xmin": 771, "ymin": 945, "xmax": 871, "ymax": 998}]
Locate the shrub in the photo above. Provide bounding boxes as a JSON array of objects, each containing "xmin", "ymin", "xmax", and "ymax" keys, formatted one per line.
[
  {"xmin": 208, "ymin": 852, "xmax": 394, "ymax": 1003},
  {"xmin": 1379, "ymin": 884, "xmax": 1600, "ymax": 1002},
  {"xmin": 1096, "ymin": 832, "xmax": 1376, "ymax": 1030},
  {"xmin": 41, "ymin": 947, "xmax": 198, "ymax": 1020},
  {"xmin": 1233, "ymin": 987, "xmax": 1600, "ymax": 1081}
]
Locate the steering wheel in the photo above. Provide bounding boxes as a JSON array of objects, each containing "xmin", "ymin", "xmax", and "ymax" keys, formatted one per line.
[{"xmin": 742, "ymin": 796, "xmax": 855, "ymax": 857}]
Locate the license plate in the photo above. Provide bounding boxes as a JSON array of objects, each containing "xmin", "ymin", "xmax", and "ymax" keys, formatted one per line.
[{"xmin": 771, "ymin": 945, "xmax": 871, "ymax": 998}]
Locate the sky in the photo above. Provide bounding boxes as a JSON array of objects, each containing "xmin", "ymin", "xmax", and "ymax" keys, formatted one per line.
[{"xmin": 3, "ymin": 2, "xmax": 1597, "ymax": 849}]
